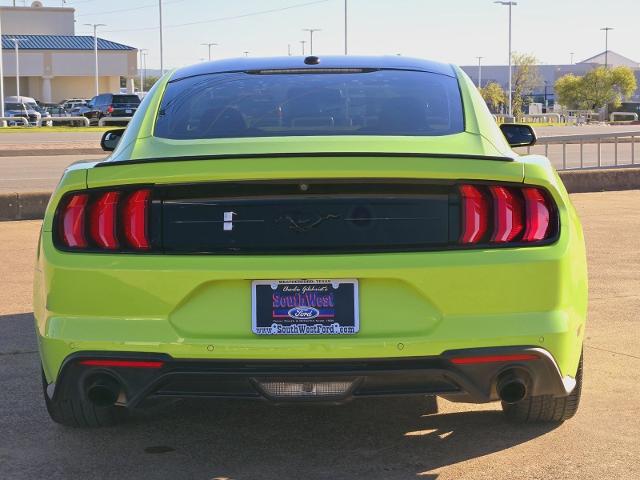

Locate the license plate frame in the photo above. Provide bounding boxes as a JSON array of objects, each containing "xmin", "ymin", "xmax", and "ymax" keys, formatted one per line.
[{"xmin": 251, "ymin": 279, "xmax": 359, "ymax": 336}]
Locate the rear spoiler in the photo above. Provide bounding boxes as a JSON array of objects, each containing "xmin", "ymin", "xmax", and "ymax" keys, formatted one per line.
[{"xmin": 95, "ymin": 152, "xmax": 514, "ymax": 168}]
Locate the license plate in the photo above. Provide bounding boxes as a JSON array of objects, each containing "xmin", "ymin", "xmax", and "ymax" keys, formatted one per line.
[
  {"xmin": 125, "ymin": 109, "xmax": 132, "ymax": 114},
  {"xmin": 252, "ymin": 279, "xmax": 359, "ymax": 335}
]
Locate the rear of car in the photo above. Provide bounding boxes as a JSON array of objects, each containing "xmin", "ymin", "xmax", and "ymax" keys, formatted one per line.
[{"xmin": 34, "ymin": 57, "xmax": 587, "ymax": 427}]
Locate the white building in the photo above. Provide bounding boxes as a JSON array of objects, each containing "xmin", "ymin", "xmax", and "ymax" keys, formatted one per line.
[{"xmin": 0, "ymin": 2, "xmax": 138, "ymax": 103}]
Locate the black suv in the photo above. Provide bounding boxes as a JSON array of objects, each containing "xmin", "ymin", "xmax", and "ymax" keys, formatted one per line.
[{"xmin": 84, "ymin": 94, "xmax": 141, "ymax": 126}]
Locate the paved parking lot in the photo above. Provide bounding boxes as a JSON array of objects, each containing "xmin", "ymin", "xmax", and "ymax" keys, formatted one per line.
[{"xmin": 0, "ymin": 190, "xmax": 638, "ymax": 479}]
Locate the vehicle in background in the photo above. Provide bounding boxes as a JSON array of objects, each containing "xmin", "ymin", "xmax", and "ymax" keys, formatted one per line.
[
  {"xmin": 69, "ymin": 104, "xmax": 92, "ymax": 127},
  {"xmin": 44, "ymin": 105, "xmax": 70, "ymax": 117},
  {"xmin": 60, "ymin": 99, "xmax": 89, "ymax": 111},
  {"xmin": 83, "ymin": 94, "xmax": 141, "ymax": 126},
  {"xmin": 3, "ymin": 100, "xmax": 40, "ymax": 126}
]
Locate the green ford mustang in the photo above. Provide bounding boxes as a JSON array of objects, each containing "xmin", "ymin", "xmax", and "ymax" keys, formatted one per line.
[{"xmin": 34, "ymin": 56, "xmax": 587, "ymax": 427}]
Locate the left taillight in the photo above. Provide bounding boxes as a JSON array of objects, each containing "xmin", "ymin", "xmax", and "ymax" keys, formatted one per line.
[{"xmin": 56, "ymin": 188, "xmax": 152, "ymax": 252}]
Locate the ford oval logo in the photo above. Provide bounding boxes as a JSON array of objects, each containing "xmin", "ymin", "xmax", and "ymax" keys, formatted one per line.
[{"xmin": 288, "ymin": 306, "xmax": 320, "ymax": 320}]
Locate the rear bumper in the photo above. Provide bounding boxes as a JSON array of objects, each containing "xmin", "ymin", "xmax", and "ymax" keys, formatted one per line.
[{"xmin": 49, "ymin": 346, "xmax": 575, "ymax": 408}]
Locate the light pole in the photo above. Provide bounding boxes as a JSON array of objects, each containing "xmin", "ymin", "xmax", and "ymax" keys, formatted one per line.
[
  {"xmin": 201, "ymin": 42, "xmax": 218, "ymax": 62},
  {"xmin": 287, "ymin": 44, "xmax": 292, "ymax": 56},
  {"xmin": 344, "ymin": 0, "xmax": 348, "ymax": 55},
  {"xmin": 0, "ymin": 10, "xmax": 5, "ymax": 122},
  {"xmin": 8, "ymin": 38, "xmax": 25, "ymax": 99},
  {"xmin": 570, "ymin": 52, "xmax": 575, "ymax": 64},
  {"xmin": 494, "ymin": 1, "xmax": 517, "ymax": 117},
  {"xmin": 600, "ymin": 27, "xmax": 613, "ymax": 68},
  {"xmin": 138, "ymin": 48, "xmax": 147, "ymax": 93},
  {"xmin": 302, "ymin": 28, "xmax": 321, "ymax": 55},
  {"xmin": 159, "ymin": 0, "xmax": 164, "ymax": 74},
  {"xmin": 476, "ymin": 56, "xmax": 483, "ymax": 88},
  {"xmin": 300, "ymin": 40, "xmax": 306, "ymax": 56},
  {"xmin": 84, "ymin": 24, "xmax": 106, "ymax": 97}
]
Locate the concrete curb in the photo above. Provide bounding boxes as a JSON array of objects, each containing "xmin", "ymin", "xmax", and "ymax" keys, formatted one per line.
[
  {"xmin": 0, "ymin": 148, "xmax": 104, "ymax": 157},
  {"xmin": 1, "ymin": 168, "xmax": 638, "ymax": 221}
]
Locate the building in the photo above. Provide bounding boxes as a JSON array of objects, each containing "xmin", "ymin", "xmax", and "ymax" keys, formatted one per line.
[
  {"xmin": 0, "ymin": 2, "xmax": 137, "ymax": 104},
  {"xmin": 461, "ymin": 51, "xmax": 640, "ymax": 107}
]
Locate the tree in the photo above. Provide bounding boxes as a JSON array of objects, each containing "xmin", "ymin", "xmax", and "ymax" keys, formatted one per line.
[
  {"xmin": 511, "ymin": 53, "xmax": 542, "ymax": 120},
  {"xmin": 143, "ymin": 76, "xmax": 160, "ymax": 92},
  {"xmin": 479, "ymin": 82, "xmax": 506, "ymax": 112},
  {"xmin": 554, "ymin": 66, "xmax": 637, "ymax": 110}
]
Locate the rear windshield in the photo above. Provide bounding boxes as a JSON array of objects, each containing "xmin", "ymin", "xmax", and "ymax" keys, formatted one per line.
[
  {"xmin": 154, "ymin": 69, "xmax": 464, "ymax": 140},
  {"xmin": 112, "ymin": 95, "xmax": 141, "ymax": 104}
]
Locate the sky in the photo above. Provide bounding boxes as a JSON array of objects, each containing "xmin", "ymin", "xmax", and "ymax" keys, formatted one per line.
[{"xmin": 2, "ymin": 0, "xmax": 639, "ymax": 70}]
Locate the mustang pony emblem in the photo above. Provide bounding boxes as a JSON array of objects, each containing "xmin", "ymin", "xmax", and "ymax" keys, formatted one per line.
[{"xmin": 276, "ymin": 214, "xmax": 341, "ymax": 232}]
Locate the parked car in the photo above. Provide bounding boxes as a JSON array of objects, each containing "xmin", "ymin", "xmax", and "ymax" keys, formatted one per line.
[
  {"xmin": 35, "ymin": 56, "xmax": 587, "ymax": 427},
  {"xmin": 83, "ymin": 93, "xmax": 141, "ymax": 126},
  {"xmin": 4, "ymin": 95, "xmax": 42, "ymax": 126},
  {"xmin": 44, "ymin": 105, "xmax": 70, "ymax": 117},
  {"xmin": 60, "ymin": 99, "xmax": 88, "ymax": 111},
  {"xmin": 3, "ymin": 101, "xmax": 40, "ymax": 126}
]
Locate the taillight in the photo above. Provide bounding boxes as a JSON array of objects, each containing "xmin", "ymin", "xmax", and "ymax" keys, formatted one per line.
[
  {"xmin": 89, "ymin": 191, "xmax": 120, "ymax": 249},
  {"xmin": 459, "ymin": 184, "xmax": 555, "ymax": 246},
  {"xmin": 489, "ymin": 186, "xmax": 523, "ymax": 243},
  {"xmin": 521, "ymin": 188, "xmax": 551, "ymax": 242},
  {"xmin": 107, "ymin": 105, "xmax": 114, "ymax": 114},
  {"xmin": 459, "ymin": 185, "xmax": 489, "ymax": 244},
  {"xmin": 123, "ymin": 189, "xmax": 151, "ymax": 250},
  {"xmin": 57, "ymin": 188, "xmax": 152, "ymax": 252},
  {"xmin": 60, "ymin": 194, "xmax": 89, "ymax": 248}
]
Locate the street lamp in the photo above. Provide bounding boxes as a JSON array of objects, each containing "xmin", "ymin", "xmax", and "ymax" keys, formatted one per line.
[
  {"xmin": 0, "ymin": 10, "xmax": 5, "ymax": 123},
  {"xmin": 201, "ymin": 42, "xmax": 218, "ymax": 62},
  {"xmin": 8, "ymin": 38, "xmax": 26, "ymax": 99},
  {"xmin": 302, "ymin": 28, "xmax": 321, "ymax": 55},
  {"xmin": 243, "ymin": 51, "xmax": 250, "ymax": 57},
  {"xmin": 494, "ymin": 1, "xmax": 517, "ymax": 117},
  {"xmin": 476, "ymin": 56, "xmax": 483, "ymax": 88},
  {"xmin": 570, "ymin": 52, "xmax": 575, "ymax": 65},
  {"xmin": 84, "ymin": 24, "xmax": 106, "ymax": 97},
  {"xmin": 300, "ymin": 40, "xmax": 306, "ymax": 56},
  {"xmin": 600, "ymin": 27, "xmax": 614, "ymax": 68},
  {"xmin": 344, "ymin": 0, "xmax": 348, "ymax": 55},
  {"xmin": 138, "ymin": 49, "xmax": 148, "ymax": 93},
  {"xmin": 159, "ymin": 0, "xmax": 164, "ymax": 75}
]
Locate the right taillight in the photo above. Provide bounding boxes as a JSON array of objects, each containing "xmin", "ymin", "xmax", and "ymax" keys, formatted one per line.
[
  {"xmin": 57, "ymin": 188, "xmax": 152, "ymax": 252},
  {"xmin": 459, "ymin": 184, "xmax": 555, "ymax": 246}
]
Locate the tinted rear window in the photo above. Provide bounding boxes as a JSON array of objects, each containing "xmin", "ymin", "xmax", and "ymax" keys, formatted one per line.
[
  {"xmin": 112, "ymin": 95, "xmax": 141, "ymax": 104},
  {"xmin": 154, "ymin": 69, "xmax": 464, "ymax": 140}
]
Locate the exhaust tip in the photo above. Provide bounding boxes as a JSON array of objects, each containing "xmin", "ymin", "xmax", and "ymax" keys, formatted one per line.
[
  {"xmin": 86, "ymin": 374, "xmax": 121, "ymax": 407},
  {"xmin": 497, "ymin": 371, "xmax": 529, "ymax": 404}
]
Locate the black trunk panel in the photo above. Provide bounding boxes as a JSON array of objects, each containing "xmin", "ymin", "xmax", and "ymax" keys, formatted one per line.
[{"xmin": 156, "ymin": 181, "xmax": 455, "ymax": 254}]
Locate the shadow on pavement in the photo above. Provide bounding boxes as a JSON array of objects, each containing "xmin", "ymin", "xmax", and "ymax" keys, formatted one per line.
[{"xmin": 0, "ymin": 312, "xmax": 559, "ymax": 479}]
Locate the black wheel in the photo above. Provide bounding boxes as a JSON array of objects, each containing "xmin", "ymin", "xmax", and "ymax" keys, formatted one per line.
[
  {"xmin": 41, "ymin": 369, "xmax": 127, "ymax": 428},
  {"xmin": 502, "ymin": 352, "xmax": 583, "ymax": 423}
]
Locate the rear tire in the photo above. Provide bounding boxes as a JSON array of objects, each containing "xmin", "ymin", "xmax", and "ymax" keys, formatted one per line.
[
  {"xmin": 41, "ymin": 369, "xmax": 127, "ymax": 428},
  {"xmin": 502, "ymin": 352, "xmax": 583, "ymax": 423}
]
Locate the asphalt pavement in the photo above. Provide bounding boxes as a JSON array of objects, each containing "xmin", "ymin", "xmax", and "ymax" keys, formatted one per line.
[{"xmin": 0, "ymin": 190, "xmax": 639, "ymax": 480}]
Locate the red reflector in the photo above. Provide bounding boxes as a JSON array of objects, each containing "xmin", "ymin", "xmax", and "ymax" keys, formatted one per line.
[
  {"xmin": 89, "ymin": 191, "xmax": 120, "ymax": 249},
  {"xmin": 123, "ymin": 189, "xmax": 151, "ymax": 250},
  {"xmin": 459, "ymin": 185, "xmax": 489, "ymax": 244},
  {"xmin": 107, "ymin": 105, "xmax": 114, "ymax": 114},
  {"xmin": 451, "ymin": 354, "xmax": 539, "ymax": 365},
  {"xmin": 60, "ymin": 194, "xmax": 89, "ymax": 248},
  {"xmin": 489, "ymin": 186, "xmax": 523, "ymax": 243},
  {"xmin": 79, "ymin": 359, "xmax": 164, "ymax": 369},
  {"xmin": 522, "ymin": 188, "xmax": 551, "ymax": 242}
]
